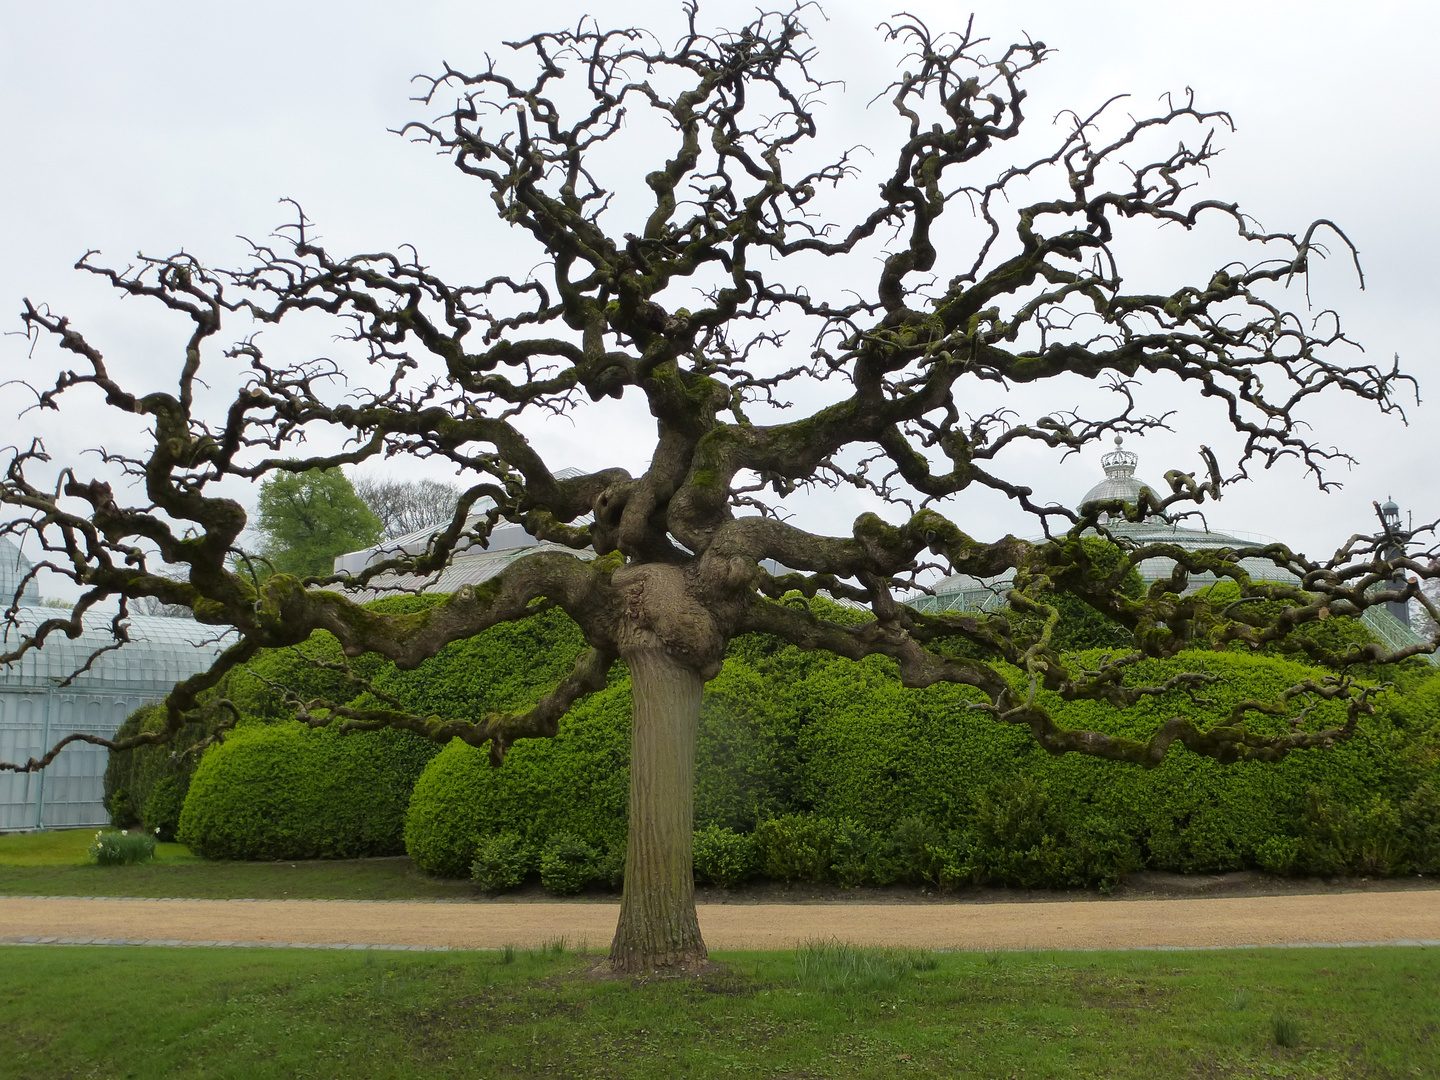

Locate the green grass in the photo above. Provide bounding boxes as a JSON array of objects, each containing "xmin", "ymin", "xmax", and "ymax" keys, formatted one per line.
[
  {"xmin": 0, "ymin": 828, "xmax": 196, "ymax": 867},
  {"xmin": 0, "ymin": 944, "xmax": 1434, "ymax": 1079},
  {"xmin": 0, "ymin": 829, "xmax": 471, "ymax": 900}
]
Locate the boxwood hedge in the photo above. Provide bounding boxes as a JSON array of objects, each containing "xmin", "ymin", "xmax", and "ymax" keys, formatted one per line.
[
  {"xmin": 171, "ymin": 589, "xmax": 1440, "ymax": 891},
  {"xmin": 177, "ymin": 722, "xmax": 438, "ymax": 859},
  {"xmin": 402, "ymin": 621, "xmax": 1440, "ymax": 891}
]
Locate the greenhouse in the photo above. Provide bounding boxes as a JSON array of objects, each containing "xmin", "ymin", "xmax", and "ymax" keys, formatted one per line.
[
  {"xmin": 908, "ymin": 438, "xmax": 1436, "ymax": 660},
  {"xmin": 0, "ymin": 538, "xmax": 230, "ymax": 831}
]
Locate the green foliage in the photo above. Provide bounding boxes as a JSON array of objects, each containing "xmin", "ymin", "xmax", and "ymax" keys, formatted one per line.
[
  {"xmin": 401, "ymin": 625, "xmax": 802, "ymax": 880},
  {"xmin": 991, "ymin": 536, "xmax": 1146, "ymax": 653},
  {"xmin": 403, "ymin": 682, "xmax": 631, "ymax": 878},
  {"xmin": 470, "ymin": 833, "xmax": 533, "ymax": 893},
  {"xmin": 178, "ymin": 722, "xmax": 438, "ymax": 860},
  {"xmin": 755, "ymin": 814, "xmax": 836, "ymax": 883},
  {"xmin": 88, "ymin": 829, "xmax": 157, "ymax": 866},
  {"xmin": 103, "ymin": 703, "xmax": 217, "ymax": 839},
  {"xmin": 142, "ymin": 776, "xmax": 187, "ymax": 843},
  {"xmin": 1191, "ymin": 580, "xmax": 1383, "ymax": 663},
  {"xmin": 538, "ymin": 832, "xmax": 600, "ymax": 894},
  {"xmin": 401, "ymin": 599, "xmax": 1440, "ymax": 891},
  {"xmin": 254, "ymin": 467, "xmax": 381, "ymax": 578},
  {"xmin": 691, "ymin": 824, "xmax": 759, "ymax": 888}
]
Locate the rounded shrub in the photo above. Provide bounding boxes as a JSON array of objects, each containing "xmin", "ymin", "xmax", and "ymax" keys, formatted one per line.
[
  {"xmin": 404, "ymin": 682, "xmax": 632, "ymax": 877},
  {"xmin": 178, "ymin": 722, "xmax": 439, "ymax": 860},
  {"xmin": 471, "ymin": 832, "xmax": 533, "ymax": 893},
  {"xmin": 539, "ymin": 832, "xmax": 601, "ymax": 894},
  {"xmin": 104, "ymin": 703, "xmax": 219, "ymax": 837}
]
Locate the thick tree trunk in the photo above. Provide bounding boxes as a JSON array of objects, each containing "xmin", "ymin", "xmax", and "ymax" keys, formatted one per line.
[{"xmin": 609, "ymin": 647, "xmax": 707, "ymax": 972}]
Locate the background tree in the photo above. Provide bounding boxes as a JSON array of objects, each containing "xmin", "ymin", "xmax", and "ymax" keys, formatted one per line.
[
  {"xmin": 254, "ymin": 468, "xmax": 382, "ymax": 578},
  {"xmin": 1, "ymin": 7, "xmax": 1435, "ymax": 972},
  {"xmin": 353, "ymin": 475, "xmax": 462, "ymax": 542}
]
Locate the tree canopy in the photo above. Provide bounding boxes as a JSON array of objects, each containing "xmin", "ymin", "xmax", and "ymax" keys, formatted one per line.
[
  {"xmin": 254, "ymin": 468, "xmax": 382, "ymax": 578},
  {"xmin": 2, "ymin": 5, "xmax": 1435, "ymax": 970},
  {"xmin": 353, "ymin": 475, "xmax": 462, "ymax": 543}
]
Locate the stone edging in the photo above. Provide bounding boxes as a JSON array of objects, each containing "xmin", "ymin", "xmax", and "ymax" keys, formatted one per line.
[{"xmin": 2, "ymin": 934, "xmax": 1437, "ymax": 952}]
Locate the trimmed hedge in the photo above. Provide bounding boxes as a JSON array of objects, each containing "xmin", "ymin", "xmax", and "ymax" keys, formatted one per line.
[
  {"xmin": 403, "ymin": 622, "xmax": 1440, "ymax": 892},
  {"xmin": 402, "ymin": 649, "xmax": 807, "ymax": 883},
  {"xmin": 178, "ymin": 722, "xmax": 438, "ymax": 859},
  {"xmin": 172, "ymin": 605, "xmax": 591, "ymax": 861},
  {"xmin": 403, "ymin": 682, "xmax": 632, "ymax": 877},
  {"xmin": 103, "ymin": 704, "xmax": 218, "ymax": 840},
  {"xmin": 167, "ymin": 586, "xmax": 1440, "ymax": 889}
]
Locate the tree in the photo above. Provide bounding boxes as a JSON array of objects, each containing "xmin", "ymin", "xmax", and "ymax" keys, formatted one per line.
[
  {"xmin": 353, "ymin": 475, "xmax": 462, "ymax": 542},
  {"xmin": 254, "ymin": 469, "xmax": 382, "ymax": 578},
  {"xmin": 2, "ymin": 7, "xmax": 1436, "ymax": 972}
]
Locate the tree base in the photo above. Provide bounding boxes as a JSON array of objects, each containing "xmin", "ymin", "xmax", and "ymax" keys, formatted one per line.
[{"xmin": 604, "ymin": 944, "xmax": 710, "ymax": 976}]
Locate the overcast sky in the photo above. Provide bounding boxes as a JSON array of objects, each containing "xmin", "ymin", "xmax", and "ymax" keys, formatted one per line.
[{"xmin": 1, "ymin": 1, "xmax": 1436, "ymax": 595}]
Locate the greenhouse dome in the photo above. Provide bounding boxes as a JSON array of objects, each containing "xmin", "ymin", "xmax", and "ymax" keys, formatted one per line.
[
  {"xmin": 0, "ymin": 537, "xmax": 231, "ymax": 831},
  {"xmin": 908, "ymin": 443, "xmax": 1436, "ymax": 662}
]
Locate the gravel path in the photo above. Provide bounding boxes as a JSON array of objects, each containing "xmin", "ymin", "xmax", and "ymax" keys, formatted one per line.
[{"xmin": 5, "ymin": 891, "xmax": 1440, "ymax": 951}]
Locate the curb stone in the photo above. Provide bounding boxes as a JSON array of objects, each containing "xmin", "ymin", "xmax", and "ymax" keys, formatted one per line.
[{"xmin": 2, "ymin": 934, "xmax": 1437, "ymax": 953}]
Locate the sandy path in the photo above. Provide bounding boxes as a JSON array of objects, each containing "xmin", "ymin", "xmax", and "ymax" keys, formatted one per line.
[{"xmin": 4, "ymin": 891, "xmax": 1440, "ymax": 951}]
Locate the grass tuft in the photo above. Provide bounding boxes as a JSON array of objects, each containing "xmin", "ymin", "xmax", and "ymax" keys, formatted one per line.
[
  {"xmin": 1228, "ymin": 988, "xmax": 1251, "ymax": 1011},
  {"xmin": 795, "ymin": 939, "xmax": 937, "ymax": 994},
  {"xmin": 1271, "ymin": 1012, "xmax": 1302, "ymax": 1048}
]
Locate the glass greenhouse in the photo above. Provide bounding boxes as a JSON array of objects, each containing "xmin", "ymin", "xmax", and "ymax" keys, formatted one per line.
[
  {"xmin": 0, "ymin": 538, "xmax": 231, "ymax": 831},
  {"xmin": 906, "ymin": 441, "xmax": 1437, "ymax": 662}
]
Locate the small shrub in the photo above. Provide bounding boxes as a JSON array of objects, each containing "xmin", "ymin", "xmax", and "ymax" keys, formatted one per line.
[
  {"xmin": 756, "ymin": 815, "xmax": 835, "ymax": 883},
  {"xmin": 966, "ymin": 775, "xmax": 1068, "ymax": 888},
  {"xmin": 1255, "ymin": 835, "xmax": 1301, "ymax": 875},
  {"xmin": 692, "ymin": 824, "xmax": 758, "ymax": 888},
  {"xmin": 595, "ymin": 844, "xmax": 626, "ymax": 888},
  {"xmin": 1400, "ymin": 783, "xmax": 1440, "ymax": 874},
  {"xmin": 470, "ymin": 833, "xmax": 533, "ymax": 893},
  {"xmin": 89, "ymin": 829, "xmax": 157, "ymax": 866},
  {"xmin": 539, "ymin": 832, "xmax": 599, "ymax": 895},
  {"xmin": 1071, "ymin": 814, "xmax": 1143, "ymax": 892},
  {"xmin": 828, "ymin": 818, "xmax": 884, "ymax": 888},
  {"xmin": 1295, "ymin": 789, "xmax": 1403, "ymax": 877},
  {"xmin": 886, "ymin": 816, "xmax": 948, "ymax": 887}
]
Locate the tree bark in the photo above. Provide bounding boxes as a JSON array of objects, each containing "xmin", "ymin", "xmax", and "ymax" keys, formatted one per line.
[{"xmin": 609, "ymin": 647, "xmax": 707, "ymax": 971}]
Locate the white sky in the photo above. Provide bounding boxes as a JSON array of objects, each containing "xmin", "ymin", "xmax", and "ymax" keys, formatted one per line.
[{"xmin": 1, "ymin": 2, "xmax": 1436, "ymax": 596}]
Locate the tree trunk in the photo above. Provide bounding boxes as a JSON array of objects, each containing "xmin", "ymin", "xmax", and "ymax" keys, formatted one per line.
[{"xmin": 609, "ymin": 647, "xmax": 707, "ymax": 971}]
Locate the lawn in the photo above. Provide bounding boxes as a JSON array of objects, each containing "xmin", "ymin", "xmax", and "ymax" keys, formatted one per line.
[
  {"xmin": 0, "ymin": 828, "xmax": 472, "ymax": 900},
  {"xmin": 0, "ymin": 942, "xmax": 1434, "ymax": 1079}
]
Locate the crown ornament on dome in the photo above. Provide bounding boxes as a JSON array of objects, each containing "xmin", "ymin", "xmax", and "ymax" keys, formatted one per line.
[{"xmin": 1100, "ymin": 435, "xmax": 1139, "ymax": 478}]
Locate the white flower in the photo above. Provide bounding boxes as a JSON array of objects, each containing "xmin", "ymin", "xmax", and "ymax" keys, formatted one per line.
[{"xmin": 121, "ymin": 830, "xmax": 128, "ymax": 835}]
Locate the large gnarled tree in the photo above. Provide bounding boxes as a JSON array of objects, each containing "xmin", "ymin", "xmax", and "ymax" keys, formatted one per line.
[{"xmin": 3, "ymin": 6, "xmax": 1434, "ymax": 971}]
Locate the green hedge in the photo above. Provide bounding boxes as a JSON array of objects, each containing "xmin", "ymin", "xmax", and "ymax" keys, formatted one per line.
[
  {"xmin": 166, "ymin": 586, "xmax": 1440, "ymax": 888},
  {"xmin": 103, "ymin": 704, "xmax": 219, "ymax": 841},
  {"xmin": 403, "ymin": 623, "xmax": 1440, "ymax": 891},
  {"xmin": 177, "ymin": 722, "xmax": 439, "ymax": 859},
  {"xmin": 171, "ymin": 605, "xmax": 590, "ymax": 861},
  {"xmin": 402, "ymin": 650, "xmax": 807, "ymax": 881}
]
